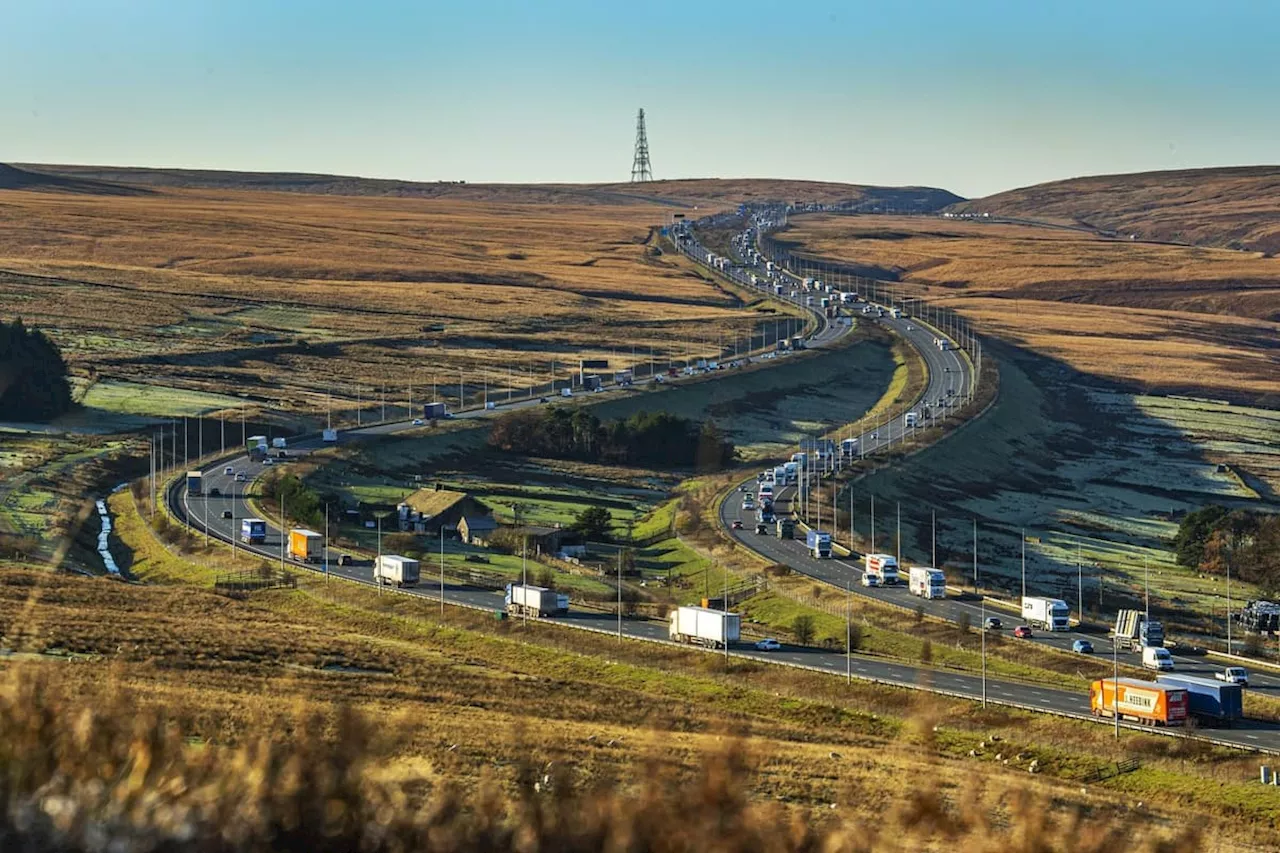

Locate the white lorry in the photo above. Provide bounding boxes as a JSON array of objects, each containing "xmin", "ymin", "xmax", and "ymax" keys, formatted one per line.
[
  {"xmin": 272, "ymin": 437, "xmax": 287, "ymax": 449},
  {"xmin": 904, "ymin": 412, "xmax": 919, "ymax": 428},
  {"xmin": 1021, "ymin": 596, "xmax": 1070, "ymax": 631},
  {"xmin": 865, "ymin": 553, "xmax": 900, "ymax": 585},
  {"xmin": 909, "ymin": 566, "xmax": 947, "ymax": 599},
  {"xmin": 669, "ymin": 606, "xmax": 741, "ymax": 649},
  {"xmin": 505, "ymin": 583, "xmax": 568, "ymax": 617},
  {"xmin": 375, "ymin": 554, "xmax": 420, "ymax": 587}
]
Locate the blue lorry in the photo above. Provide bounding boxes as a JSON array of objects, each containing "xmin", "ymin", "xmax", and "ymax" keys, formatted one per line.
[{"xmin": 1155, "ymin": 674, "xmax": 1244, "ymax": 726}]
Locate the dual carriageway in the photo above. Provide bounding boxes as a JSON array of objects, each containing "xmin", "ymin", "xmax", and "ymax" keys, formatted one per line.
[{"xmin": 164, "ymin": 208, "xmax": 1280, "ymax": 754}]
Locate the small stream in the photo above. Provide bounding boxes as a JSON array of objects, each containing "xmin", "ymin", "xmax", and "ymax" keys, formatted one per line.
[{"xmin": 95, "ymin": 497, "xmax": 120, "ymax": 576}]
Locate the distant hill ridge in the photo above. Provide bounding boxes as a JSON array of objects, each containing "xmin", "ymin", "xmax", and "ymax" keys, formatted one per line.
[
  {"xmin": 949, "ymin": 165, "xmax": 1280, "ymax": 254},
  {"xmin": 0, "ymin": 163, "xmax": 150, "ymax": 196},
  {"xmin": 6, "ymin": 162, "xmax": 961, "ymax": 210}
]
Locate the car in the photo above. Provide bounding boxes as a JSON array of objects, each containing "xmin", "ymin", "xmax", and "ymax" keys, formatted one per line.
[
  {"xmin": 906, "ymin": 324, "xmax": 914, "ymax": 331},
  {"xmin": 755, "ymin": 523, "xmax": 769, "ymax": 534},
  {"xmin": 221, "ymin": 510, "xmax": 233, "ymax": 519},
  {"xmin": 740, "ymin": 485, "xmax": 751, "ymax": 492},
  {"xmin": 412, "ymin": 418, "xmax": 424, "ymax": 426},
  {"xmin": 262, "ymin": 457, "xmax": 273, "ymax": 466},
  {"xmin": 1216, "ymin": 666, "xmax": 1249, "ymax": 687},
  {"xmin": 755, "ymin": 638, "xmax": 781, "ymax": 651},
  {"xmin": 224, "ymin": 466, "xmax": 234, "ymax": 476},
  {"xmin": 235, "ymin": 472, "xmax": 247, "ymax": 482},
  {"xmin": 860, "ymin": 573, "xmax": 879, "ymax": 588},
  {"xmin": 984, "ymin": 616, "xmax": 1002, "ymax": 630},
  {"xmin": 208, "ymin": 487, "xmax": 221, "ymax": 497},
  {"xmin": 1013, "ymin": 625, "xmax": 1033, "ymax": 639},
  {"xmin": 1072, "ymin": 639, "xmax": 1094, "ymax": 654},
  {"xmin": 731, "ymin": 520, "xmax": 743, "ymax": 530},
  {"xmin": 539, "ymin": 397, "xmax": 549, "ymax": 403},
  {"xmin": 337, "ymin": 554, "xmax": 354, "ymax": 567}
]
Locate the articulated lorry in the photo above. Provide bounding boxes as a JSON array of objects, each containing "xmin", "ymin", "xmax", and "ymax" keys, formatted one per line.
[
  {"xmin": 287, "ymin": 529, "xmax": 323, "ymax": 563},
  {"xmin": 186, "ymin": 471, "xmax": 203, "ymax": 496},
  {"xmin": 240, "ymin": 518, "xmax": 267, "ymax": 544},
  {"xmin": 806, "ymin": 529, "xmax": 832, "ymax": 559},
  {"xmin": 669, "ymin": 606, "xmax": 740, "ymax": 649},
  {"xmin": 1112, "ymin": 609, "xmax": 1165, "ymax": 652},
  {"xmin": 909, "ymin": 566, "xmax": 947, "ymax": 600},
  {"xmin": 1021, "ymin": 596, "xmax": 1070, "ymax": 631},
  {"xmin": 1090, "ymin": 678, "xmax": 1188, "ymax": 726},
  {"xmin": 1155, "ymin": 674, "xmax": 1243, "ymax": 726},
  {"xmin": 776, "ymin": 518, "xmax": 795, "ymax": 539},
  {"xmin": 864, "ymin": 553, "xmax": 900, "ymax": 585},
  {"xmin": 375, "ymin": 555, "xmax": 420, "ymax": 588},
  {"xmin": 505, "ymin": 583, "xmax": 568, "ymax": 618}
]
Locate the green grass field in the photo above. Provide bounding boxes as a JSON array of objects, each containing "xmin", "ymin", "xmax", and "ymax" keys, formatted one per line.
[{"xmin": 80, "ymin": 380, "xmax": 247, "ymax": 418}]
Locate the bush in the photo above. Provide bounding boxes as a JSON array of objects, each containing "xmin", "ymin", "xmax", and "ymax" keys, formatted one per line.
[
  {"xmin": 791, "ymin": 614, "xmax": 816, "ymax": 646},
  {"xmin": 920, "ymin": 640, "xmax": 933, "ymax": 665},
  {"xmin": 487, "ymin": 407, "xmax": 735, "ymax": 470}
]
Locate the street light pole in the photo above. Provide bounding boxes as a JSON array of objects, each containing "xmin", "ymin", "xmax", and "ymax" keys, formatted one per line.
[
  {"xmin": 1077, "ymin": 540, "xmax": 1083, "ymax": 627},
  {"xmin": 440, "ymin": 526, "xmax": 445, "ymax": 617},
  {"xmin": 1021, "ymin": 529, "xmax": 1026, "ymax": 602},
  {"xmin": 977, "ymin": 525, "xmax": 985, "ymax": 707}
]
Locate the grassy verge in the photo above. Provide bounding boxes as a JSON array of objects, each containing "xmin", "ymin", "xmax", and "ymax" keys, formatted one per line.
[{"xmin": 75, "ymin": 513, "xmax": 1280, "ymax": 844}]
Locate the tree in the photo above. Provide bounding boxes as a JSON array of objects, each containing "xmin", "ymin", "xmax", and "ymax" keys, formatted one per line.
[
  {"xmin": 618, "ymin": 547, "xmax": 637, "ymax": 577},
  {"xmin": 0, "ymin": 318, "xmax": 73, "ymax": 421},
  {"xmin": 573, "ymin": 506, "xmax": 613, "ymax": 542},
  {"xmin": 1172, "ymin": 505, "xmax": 1228, "ymax": 568},
  {"xmin": 791, "ymin": 614, "xmax": 816, "ymax": 646}
]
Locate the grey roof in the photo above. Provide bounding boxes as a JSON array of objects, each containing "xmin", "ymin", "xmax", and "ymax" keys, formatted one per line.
[{"xmin": 458, "ymin": 515, "xmax": 498, "ymax": 531}]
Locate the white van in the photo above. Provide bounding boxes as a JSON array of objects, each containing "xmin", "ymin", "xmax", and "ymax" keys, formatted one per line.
[
  {"xmin": 1142, "ymin": 646, "xmax": 1174, "ymax": 671},
  {"xmin": 561, "ymin": 388, "xmax": 573, "ymax": 398}
]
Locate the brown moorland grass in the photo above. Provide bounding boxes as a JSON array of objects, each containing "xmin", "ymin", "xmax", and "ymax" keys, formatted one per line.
[
  {"xmin": 779, "ymin": 215, "xmax": 1280, "ymax": 401},
  {"xmin": 947, "ymin": 165, "xmax": 1280, "ymax": 254},
  {"xmin": 0, "ymin": 186, "xmax": 792, "ymax": 419}
]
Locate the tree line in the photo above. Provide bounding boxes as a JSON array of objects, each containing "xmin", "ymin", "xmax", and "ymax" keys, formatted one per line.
[
  {"xmin": 1174, "ymin": 505, "xmax": 1280, "ymax": 591},
  {"xmin": 488, "ymin": 407, "xmax": 736, "ymax": 470},
  {"xmin": 0, "ymin": 319, "xmax": 72, "ymax": 421}
]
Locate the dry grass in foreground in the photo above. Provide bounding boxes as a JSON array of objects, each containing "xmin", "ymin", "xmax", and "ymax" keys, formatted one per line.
[{"xmin": 0, "ymin": 664, "xmax": 1200, "ymax": 853}]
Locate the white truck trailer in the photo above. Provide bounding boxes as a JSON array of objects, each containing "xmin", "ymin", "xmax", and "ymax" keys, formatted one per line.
[
  {"xmin": 375, "ymin": 554, "xmax": 420, "ymax": 587},
  {"xmin": 1021, "ymin": 596, "xmax": 1070, "ymax": 631},
  {"xmin": 865, "ymin": 553, "xmax": 900, "ymax": 585},
  {"xmin": 505, "ymin": 583, "xmax": 568, "ymax": 618},
  {"xmin": 909, "ymin": 566, "xmax": 947, "ymax": 599},
  {"xmin": 669, "ymin": 606, "xmax": 741, "ymax": 649}
]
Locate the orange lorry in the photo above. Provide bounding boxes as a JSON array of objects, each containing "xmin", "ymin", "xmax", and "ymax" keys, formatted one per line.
[
  {"xmin": 1090, "ymin": 678, "xmax": 1188, "ymax": 726},
  {"xmin": 287, "ymin": 529, "xmax": 323, "ymax": 563}
]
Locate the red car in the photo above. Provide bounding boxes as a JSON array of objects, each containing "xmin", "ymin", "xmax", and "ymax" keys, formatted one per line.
[
  {"xmin": 731, "ymin": 520, "xmax": 744, "ymax": 530},
  {"xmin": 1013, "ymin": 625, "xmax": 1033, "ymax": 639}
]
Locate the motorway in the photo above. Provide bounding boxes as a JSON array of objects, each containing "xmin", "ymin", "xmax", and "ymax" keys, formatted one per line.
[{"xmin": 164, "ymin": 207, "xmax": 1280, "ymax": 755}]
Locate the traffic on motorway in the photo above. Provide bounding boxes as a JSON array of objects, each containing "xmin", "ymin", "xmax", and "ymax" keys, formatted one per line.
[{"xmin": 165, "ymin": 205, "xmax": 1280, "ymax": 754}]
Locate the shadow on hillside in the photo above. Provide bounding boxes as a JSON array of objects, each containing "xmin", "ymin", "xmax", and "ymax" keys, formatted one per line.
[
  {"xmin": 0, "ymin": 164, "xmax": 154, "ymax": 196},
  {"xmin": 841, "ymin": 338, "xmax": 1277, "ymax": 634}
]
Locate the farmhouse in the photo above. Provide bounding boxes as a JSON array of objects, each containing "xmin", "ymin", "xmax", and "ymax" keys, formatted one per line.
[
  {"xmin": 457, "ymin": 514, "xmax": 500, "ymax": 546},
  {"xmin": 400, "ymin": 487, "xmax": 490, "ymax": 537}
]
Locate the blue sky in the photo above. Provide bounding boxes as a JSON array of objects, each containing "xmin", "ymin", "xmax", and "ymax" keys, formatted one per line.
[{"xmin": 2, "ymin": 0, "xmax": 1275, "ymax": 197}]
